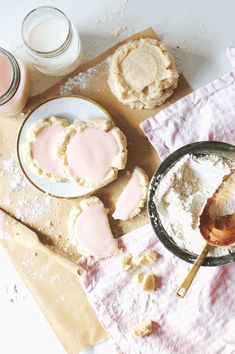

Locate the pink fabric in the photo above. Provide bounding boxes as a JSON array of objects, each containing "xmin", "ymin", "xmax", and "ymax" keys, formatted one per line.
[
  {"xmin": 140, "ymin": 48, "xmax": 235, "ymax": 160},
  {"xmin": 80, "ymin": 224, "xmax": 235, "ymax": 354}
]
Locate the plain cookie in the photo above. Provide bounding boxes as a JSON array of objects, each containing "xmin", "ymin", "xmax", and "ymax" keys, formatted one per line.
[{"xmin": 108, "ymin": 38, "xmax": 179, "ymax": 109}]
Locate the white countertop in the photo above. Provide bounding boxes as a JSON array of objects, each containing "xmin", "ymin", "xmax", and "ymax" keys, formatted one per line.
[{"xmin": 0, "ymin": 0, "xmax": 234, "ymax": 353}]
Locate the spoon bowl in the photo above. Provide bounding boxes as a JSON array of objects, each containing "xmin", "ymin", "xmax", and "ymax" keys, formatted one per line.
[
  {"xmin": 177, "ymin": 170, "xmax": 235, "ymax": 298},
  {"xmin": 200, "ymin": 170, "xmax": 235, "ymax": 247}
]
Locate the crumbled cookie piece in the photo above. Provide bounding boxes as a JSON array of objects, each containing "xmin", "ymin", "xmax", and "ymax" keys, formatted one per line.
[
  {"xmin": 135, "ymin": 272, "xmax": 144, "ymax": 284},
  {"xmin": 121, "ymin": 253, "xmax": 133, "ymax": 271},
  {"xmin": 134, "ymin": 272, "xmax": 156, "ymax": 292},
  {"xmin": 131, "ymin": 320, "xmax": 153, "ymax": 337},
  {"xmin": 142, "ymin": 273, "xmax": 155, "ymax": 292},
  {"xmin": 135, "ymin": 249, "xmax": 158, "ymax": 266}
]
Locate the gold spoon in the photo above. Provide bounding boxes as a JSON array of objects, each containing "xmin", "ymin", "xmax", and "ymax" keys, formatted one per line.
[{"xmin": 176, "ymin": 170, "xmax": 235, "ymax": 298}]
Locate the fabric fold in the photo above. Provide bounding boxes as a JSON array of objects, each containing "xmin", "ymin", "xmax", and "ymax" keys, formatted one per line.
[{"xmin": 80, "ymin": 224, "xmax": 235, "ymax": 354}]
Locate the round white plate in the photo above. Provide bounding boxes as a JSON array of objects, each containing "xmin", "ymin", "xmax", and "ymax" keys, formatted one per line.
[{"xmin": 17, "ymin": 96, "xmax": 113, "ymax": 198}]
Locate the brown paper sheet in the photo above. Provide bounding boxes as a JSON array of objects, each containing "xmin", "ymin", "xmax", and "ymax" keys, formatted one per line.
[{"xmin": 0, "ymin": 28, "xmax": 192, "ymax": 353}]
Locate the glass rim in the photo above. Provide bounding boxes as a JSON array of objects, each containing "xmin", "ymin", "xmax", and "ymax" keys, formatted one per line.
[
  {"xmin": 0, "ymin": 47, "xmax": 20, "ymax": 105},
  {"xmin": 21, "ymin": 6, "xmax": 73, "ymax": 58}
]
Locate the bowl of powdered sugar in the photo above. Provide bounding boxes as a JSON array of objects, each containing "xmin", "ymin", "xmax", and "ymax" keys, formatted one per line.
[{"xmin": 148, "ymin": 141, "xmax": 235, "ymax": 266}]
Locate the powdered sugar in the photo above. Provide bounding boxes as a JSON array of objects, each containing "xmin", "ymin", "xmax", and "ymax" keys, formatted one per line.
[
  {"xmin": 59, "ymin": 56, "xmax": 112, "ymax": 96},
  {"xmin": 155, "ymin": 154, "xmax": 235, "ymax": 256},
  {"xmin": 0, "ymin": 151, "xmax": 56, "ymax": 225},
  {"xmin": 2, "ymin": 153, "xmax": 28, "ymax": 192},
  {"xmin": 14, "ymin": 195, "xmax": 54, "ymax": 223},
  {"xmin": 94, "ymin": 0, "xmax": 129, "ymax": 38},
  {"xmin": 21, "ymin": 252, "xmax": 50, "ymax": 284}
]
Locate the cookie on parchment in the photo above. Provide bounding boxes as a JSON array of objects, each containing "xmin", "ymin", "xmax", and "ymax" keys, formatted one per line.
[
  {"xmin": 68, "ymin": 196, "xmax": 119, "ymax": 258},
  {"xmin": 108, "ymin": 38, "xmax": 179, "ymax": 109}
]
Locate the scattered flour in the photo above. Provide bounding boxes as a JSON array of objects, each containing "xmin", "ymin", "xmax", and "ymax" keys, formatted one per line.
[
  {"xmin": 59, "ymin": 56, "xmax": 112, "ymax": 96},
  {"xmin": 0, "ymin": 152, "xmax": 56, "ymax": 225},
  {"xmin": 2, "ymin": 153, "xmax": 28, "ymax": 192},
  {"xmin": 155, "ymin": 154, "xmax": 235, "ymax": 257},
  {"xmin": 95, "ymin": 0, "xmax": 129, "ymax": 38}
]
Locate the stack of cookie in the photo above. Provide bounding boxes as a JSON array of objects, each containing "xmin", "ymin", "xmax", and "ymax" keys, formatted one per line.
[{"xmin": 108, "ymin": 38, "xmax": 179, "ymax": 109}]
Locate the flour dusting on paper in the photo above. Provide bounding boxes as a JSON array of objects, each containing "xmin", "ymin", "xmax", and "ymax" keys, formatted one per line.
[
  {"xmin": 2, "ymin": 153, "xmax": 28, "ymax": 192},
  {"xmin": 59, "ymin": 56, "xmax": 112, "ymax": 96},
  {"xmin": 0, "ymin": 152, "xmax": 57, "ymax": 225}
]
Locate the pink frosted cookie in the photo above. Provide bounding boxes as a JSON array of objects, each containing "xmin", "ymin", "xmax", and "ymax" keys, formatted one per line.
[
  {"xmin": 68, "ymin": 196, "xmax": 119, "ymax": 258},
  {"xmin": 57, "ymin": 119, "xmax": 127, "ymax": 188},
  {"xmin": 113, "ymin": 166, "xmax": 149, "ymax": 221},
  {"xmin": 24, "ymin": 116, "xmax": 70, "ymax": 180}
]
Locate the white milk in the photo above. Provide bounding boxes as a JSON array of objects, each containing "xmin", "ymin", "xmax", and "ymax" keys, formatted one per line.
[
  {"xmin": 22, "ymin": 7, "xmax": 82, "ymax": 76},
  {"xmin": 28, "ymin": 18, "xmax": 69, "ymax": 52}
]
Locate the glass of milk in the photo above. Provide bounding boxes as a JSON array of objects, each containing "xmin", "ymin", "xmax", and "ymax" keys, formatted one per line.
[{"xmin": 21, "ymin": 6, "xmax": 82, "ymax": 76}]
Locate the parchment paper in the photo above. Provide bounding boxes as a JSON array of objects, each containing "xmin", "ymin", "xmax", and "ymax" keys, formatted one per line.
[{"xmin": 0, "ymin": 28, "xmax": 192, "ymax": 353}]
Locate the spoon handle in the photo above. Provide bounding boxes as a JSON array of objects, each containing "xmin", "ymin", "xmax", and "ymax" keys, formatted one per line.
[{"xmin": 176, "ymin": 243, "xmax": 210, "ymax": 298}]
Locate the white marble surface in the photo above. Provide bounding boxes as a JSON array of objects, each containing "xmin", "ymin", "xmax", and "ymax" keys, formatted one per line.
[{"xmin": 0, "ymin": 0, "xmax": 235, "ymax": 353}]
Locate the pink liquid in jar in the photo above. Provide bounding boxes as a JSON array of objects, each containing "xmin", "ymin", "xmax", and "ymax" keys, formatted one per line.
[{"xmin": 0, "ymin": 48, "xmax": 30, "ymax": 116}]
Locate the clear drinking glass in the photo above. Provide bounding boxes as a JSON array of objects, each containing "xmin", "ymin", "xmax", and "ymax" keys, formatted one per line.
[{"xmin": 21, "ymin": 6, "xmax": 82, "ymax": 76}]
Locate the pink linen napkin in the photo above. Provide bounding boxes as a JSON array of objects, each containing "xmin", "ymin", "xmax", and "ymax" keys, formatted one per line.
[
  {"xmin": 80, "ymin": 224, "xmax": 235, "ymax": 354},
  {"xmin": 140, "ymin": 48, "xmax": 235, "ymax": 160}
]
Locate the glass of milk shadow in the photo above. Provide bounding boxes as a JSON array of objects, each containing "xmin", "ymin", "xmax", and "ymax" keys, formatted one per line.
[{"xmin": 21, "ymin": 6, "xmax": 82, "ymax": 76}]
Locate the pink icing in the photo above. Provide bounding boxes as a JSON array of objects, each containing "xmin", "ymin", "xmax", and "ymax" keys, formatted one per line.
[
  {"xmin": 66, "ymin": 128, "xmax": 119, "ymax": 183},
  {"xmin": 113, "ymin": 172, "xmax": 142, "ymax": 221},
  {"xmin": 74, "ymin": 203, "xmax": 118, "ymax": 257},
  {"xmin": 32, "ymin": 123, "xmax": 64, "ymax": 175},
  {"xmin": 0, "ymin": 52, "xmax": 13, "ymax": 96}
]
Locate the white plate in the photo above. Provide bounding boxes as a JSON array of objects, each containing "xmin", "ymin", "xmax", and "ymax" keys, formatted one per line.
[{"xmin": 17, "ymin": 96, "xmax": 113, "ymax": 198}]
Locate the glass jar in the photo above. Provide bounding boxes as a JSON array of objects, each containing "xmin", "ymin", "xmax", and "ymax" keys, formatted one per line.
[
  {"xmin": 0, "ymin": 48, "xmax": 30, "ymax": 117},
  {"xmin": 21, "ymin": 6, "xmax": 82, "ymax": 76}
]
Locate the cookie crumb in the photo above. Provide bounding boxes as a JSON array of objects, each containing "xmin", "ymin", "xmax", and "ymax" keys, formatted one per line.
[
  {"xmin": 121, "ymin": 253, "xmax": 133, "ymax": 271},
  {"xmin": 134, "ymin": 272, "xmax": 156, "ymax": 292},
  {"xmin": 135, "ymin": 249, "xmax": 158, "ymax": 266},
  {"xmin": 142, "ymin": 273, "xmax": 156, "ymax": 292},
  {"xmin": 131, "ymin": 320, "xmax": 153, "ymax": 337},
  {"xmin": 135, "ymin": 272, "xmax": 144, "ymax": 284}
]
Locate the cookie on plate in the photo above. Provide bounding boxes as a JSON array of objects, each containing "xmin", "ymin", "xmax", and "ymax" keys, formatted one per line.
[
  {"xmin": 68, "ymin": 196, "xmax": 119, "ymax": 258},
  {"xmin": 24, "ymin": 116, "xmax": 70, "ymax": 181},
  {"xmin": 108, "ymin": 38, "xmax": 179, "ymax": 109},
  {"xmin": 113, "ymin": 166, "xmax": 149, "ymax": 221},
  {"xmin": 57, "ymin": 119, "xmax": 127, "ymax": 188}
]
